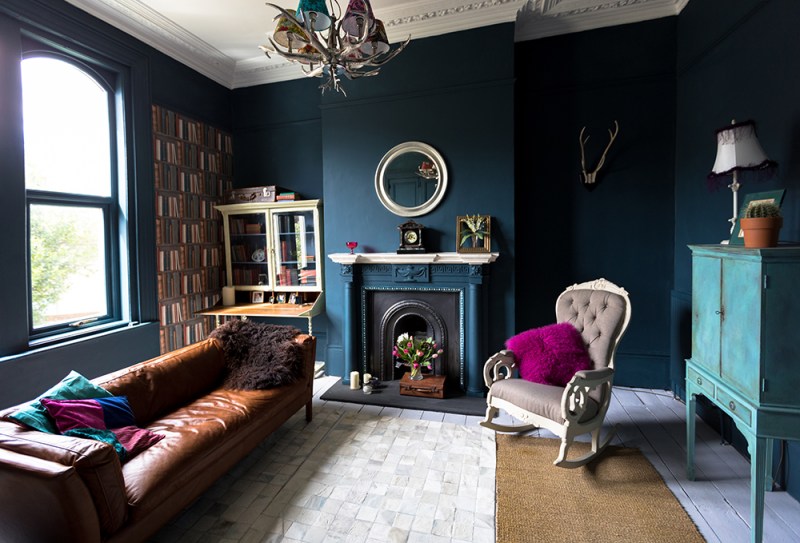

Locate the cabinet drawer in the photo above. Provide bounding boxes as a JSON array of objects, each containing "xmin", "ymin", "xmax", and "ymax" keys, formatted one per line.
[
  {"xmin": 687, "ymin": 367, "xmax": 715, "ymax": 398},
  {"xmin": 715, "ymin": 388, "xmax": 752, "ymax": 429}
]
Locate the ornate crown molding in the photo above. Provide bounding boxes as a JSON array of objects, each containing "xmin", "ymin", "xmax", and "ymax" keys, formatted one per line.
[
  {"xmin": 515, "ymin": 0, "xmax": 689, "ymax": 41},
  {"xmin": 65, "ymin": 0, "xmax": 236, "ymax": 86},
  {"xmin": 65, "ymin": 0, "xmax": 689, "ymax": 89}
]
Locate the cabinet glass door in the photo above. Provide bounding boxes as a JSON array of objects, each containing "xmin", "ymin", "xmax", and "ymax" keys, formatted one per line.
[
  {"xmin": 272, "ymin": 210, "xmax": 317, "ymax": 289},
  {"xmin": 227, "ymin": 212, "xmax": 269, "ymax": 287}
]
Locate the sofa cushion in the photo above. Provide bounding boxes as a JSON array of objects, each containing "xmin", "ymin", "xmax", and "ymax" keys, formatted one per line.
[
  {"xmin": 40, "ymin": 396, "xmax": 136, "ymax": 434},
  {"xmin": 4, "ymin": 371, "xmax": 113, "ymax": 434},
  {"xmin": 505, "ymin": 323, "xmax": 592, "ymax": 387},
  {"xmin": 98, "ymin": 338, "xmax": 227, "ymax": 425},
  {"xmin": 121, "ymin": 378, "xmax": 308, "ymax": 522},
  {"xmin": 40, "ymin": 397, "xmax": 163, "ymax": 462}
]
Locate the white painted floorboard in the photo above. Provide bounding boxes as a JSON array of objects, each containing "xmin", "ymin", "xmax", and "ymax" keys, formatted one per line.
[{"xmin": 314, "ymin": 377, "xmax": 800, "ymax": 543}]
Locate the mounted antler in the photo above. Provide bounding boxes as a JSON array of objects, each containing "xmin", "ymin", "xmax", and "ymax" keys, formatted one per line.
[{"xmin": 579, "ymin": 120, "xmax": 619, "ymax": 185}]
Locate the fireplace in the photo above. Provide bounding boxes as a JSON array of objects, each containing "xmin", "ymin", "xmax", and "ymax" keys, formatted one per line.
[
  {"xmin": 364, "ymin": 288, "xmax": 463, "ymax": 388},
  {"xmin": 329, "ymin": 252, "xmax": 498, "ymax": 397}
]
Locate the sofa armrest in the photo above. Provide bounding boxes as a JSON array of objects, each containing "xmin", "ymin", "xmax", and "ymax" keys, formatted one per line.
[
  {"xmin": 0, "ymin": 447, "xmax": 102, "ymax": 543},
  {"xmin": 0, "ymin": 421, "xmax": 127, "ymax": 537}
]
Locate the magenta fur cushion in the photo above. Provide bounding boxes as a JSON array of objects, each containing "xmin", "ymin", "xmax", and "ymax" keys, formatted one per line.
[{"xmin": 505, "ymin": 322, "xmax": 592, "ymax": 386}]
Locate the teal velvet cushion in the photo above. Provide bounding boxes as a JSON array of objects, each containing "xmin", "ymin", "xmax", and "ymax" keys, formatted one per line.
[{"xmin": 6, "ymin": 370, "xmax": 112, "ymax": 433}]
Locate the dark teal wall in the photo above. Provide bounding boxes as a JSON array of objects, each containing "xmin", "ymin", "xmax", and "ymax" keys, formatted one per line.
[
  {"xmin": 514, "ymin": 18, "xmax": 677, "ymax": 388},
  {"xmin": 232, "ymin": 79, "xmax": 322, "ymax": 199},
  {"xmin": 230, "ymin": 27, "xmax": 516, "ymax": 380},
  {"xmin": 0, "ymin": 0, "xmax": 230, "ymax": 407},
  {"xmin": 675, "ymin": 0, "xmax": 800, "ymax": 498},
  {"xmin": 3, "ymin": 0, "xmax": 799, "ymax": 499},
  {"xmin": 151, "ymin": 53, "xmax": 232, "ymax": 130}
]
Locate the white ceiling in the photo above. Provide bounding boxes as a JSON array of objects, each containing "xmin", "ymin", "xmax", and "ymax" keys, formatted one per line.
[{"xmin": 65, "ymin": 0, "xmax": 689, "ymax": 89}]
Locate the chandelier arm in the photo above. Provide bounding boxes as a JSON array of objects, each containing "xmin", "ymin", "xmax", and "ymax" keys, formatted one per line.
[
  {"xmin": 304, "ymin": 65, "xmax": 326, "ymax": 77},
  {"xmin": 357, "ymin": 37, "xmax": 411, "ymax": 67},
  {"xmin": 343, "ymin": 67, "xmax": 380, "ymax": 79},
  {"xmin": 268, "ymin": 39, "xmax": 322, "ymax": 63}
]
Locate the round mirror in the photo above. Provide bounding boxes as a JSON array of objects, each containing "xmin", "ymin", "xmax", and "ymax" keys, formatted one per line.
[{"xmin": 375, "ymin": 141, "xmax": 448, "ymax": 217}]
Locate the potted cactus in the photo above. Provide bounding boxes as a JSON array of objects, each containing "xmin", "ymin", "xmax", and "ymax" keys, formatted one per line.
[{"xmin": 740, "ymin": 202, "xmax": 782, "ymax": 248}]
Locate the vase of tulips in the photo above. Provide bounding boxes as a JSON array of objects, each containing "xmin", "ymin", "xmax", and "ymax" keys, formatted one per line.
[{"xmin": 393, "ymin": 333, "xmax": 443, "ymax": 381}]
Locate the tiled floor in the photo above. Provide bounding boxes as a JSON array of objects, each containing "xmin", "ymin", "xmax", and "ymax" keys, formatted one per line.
[
  {"xmin": 153, "ymin": 376, "xmax": 800, "ymax": 543},
  {"xmin": 152, "ymin": 376, "xmax": 496, "ymax": 543}
]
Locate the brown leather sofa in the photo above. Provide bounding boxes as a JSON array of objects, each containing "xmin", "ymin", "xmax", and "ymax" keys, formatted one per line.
[{"xmin": 0, "ymin": 334, "xmax": 316, "ymax": 543}]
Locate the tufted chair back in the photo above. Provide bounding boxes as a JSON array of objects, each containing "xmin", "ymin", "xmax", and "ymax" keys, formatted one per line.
[{"xmin": 555, "ymin": 280, "xmax": 631, "ymax": 371}]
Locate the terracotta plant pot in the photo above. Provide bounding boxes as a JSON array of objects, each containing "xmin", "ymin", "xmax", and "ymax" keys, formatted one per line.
[{"xmin": 740, "ymin": 216, "xmax": 783, "ymax": 248}]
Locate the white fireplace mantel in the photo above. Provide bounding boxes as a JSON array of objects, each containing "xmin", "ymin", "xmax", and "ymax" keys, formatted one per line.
[{"xmin": 328, "ymin": 252, "xmax": 499, "ymax": 265}]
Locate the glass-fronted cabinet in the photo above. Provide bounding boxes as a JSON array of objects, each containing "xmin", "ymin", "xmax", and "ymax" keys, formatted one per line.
[{"xmin": 199, "ymin": 199, "xmax": 323, "ymax": 333}]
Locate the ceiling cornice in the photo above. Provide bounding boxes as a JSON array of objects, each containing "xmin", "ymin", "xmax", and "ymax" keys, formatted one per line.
[
  {"xmin": 65, "ymin": 0, "xmax": 689, "ymax": 89},
  {"xmin": 65, "ymin": 0, "xmax": 236, "ymax": 86},
  {"xmin": 514, "ymin": 0, "xmax": 689, "ymax": 41}
]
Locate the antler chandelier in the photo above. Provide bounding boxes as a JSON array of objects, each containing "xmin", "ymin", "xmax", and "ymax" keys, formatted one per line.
[{"xmin": 260, "ymin": 0, "xmax": 410, "ymax": 95}]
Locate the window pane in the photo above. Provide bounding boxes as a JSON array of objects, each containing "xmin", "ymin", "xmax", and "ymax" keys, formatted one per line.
[
  {"xmin": 21, "ymin": 57, "xmax": 111, "ymax": 197},
  {"xmin": 30, "ymin": 205, "xmax": 108, "ymax": 330}
]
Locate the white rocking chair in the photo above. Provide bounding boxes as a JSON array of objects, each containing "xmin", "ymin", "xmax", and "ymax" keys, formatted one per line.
[{"xmin": 480, "ymin": 278, "xmax": 631, "ymax": 468}]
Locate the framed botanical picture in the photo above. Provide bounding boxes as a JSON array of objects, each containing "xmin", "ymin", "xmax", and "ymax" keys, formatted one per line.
[
  {"xmin": 251, "ymin": 291, "xmax": 265, "ymax": 303},
  {"xmin": 276, "ymin": 293, "xmax": 287, "ymax": 304},
  {"xmin": 456, "ymin": 215, "xmax": 491, "ymax": 253},
  {"xmin": 729, "ymin": 189, "xmax": 786, "ymax": 245}
]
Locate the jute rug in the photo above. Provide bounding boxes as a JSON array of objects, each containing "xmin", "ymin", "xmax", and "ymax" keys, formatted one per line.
[{"xmin": 496, "ymin": 435, "xmax": 705, "ymax": 543}]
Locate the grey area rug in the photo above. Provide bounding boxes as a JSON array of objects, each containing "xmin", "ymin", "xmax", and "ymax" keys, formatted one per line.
[{"xmin": 319, "ymin": 378, "xmax": 487, "ymax": 416}]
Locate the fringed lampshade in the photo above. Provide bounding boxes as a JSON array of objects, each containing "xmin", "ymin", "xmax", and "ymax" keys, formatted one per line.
[{"xmin": 708, "ymin": 119, "xmax": 777, "ymax": 235}]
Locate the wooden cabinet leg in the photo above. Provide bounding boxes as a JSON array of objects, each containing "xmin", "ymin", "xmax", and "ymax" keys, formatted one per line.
[
  {"xmin": 687, "ymin": 392, "xmax": 697, "ymax": 481},
  {"xmin": 750, "ymin": 436, "xmax": 767, "ymax": 543}
]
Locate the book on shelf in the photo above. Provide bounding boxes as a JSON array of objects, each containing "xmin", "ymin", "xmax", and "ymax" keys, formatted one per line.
[
  {"xmin": 153, "ymin": 104, "xmax": 233, "ymax": 354},
  {"xmin": 276, "ymin": 191, "xmax": 298, "ymax": 201}
]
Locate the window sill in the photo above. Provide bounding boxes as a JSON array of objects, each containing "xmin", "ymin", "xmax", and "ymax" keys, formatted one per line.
[{"xmin": 1, "ymin": 321, "xmax": 156, "ymax": 364}]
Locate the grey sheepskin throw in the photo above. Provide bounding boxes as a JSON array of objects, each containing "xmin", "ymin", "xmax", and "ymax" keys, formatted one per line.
[{"xmin": 208, "ymin": 320, "xmax": 304, "ymax": 390}]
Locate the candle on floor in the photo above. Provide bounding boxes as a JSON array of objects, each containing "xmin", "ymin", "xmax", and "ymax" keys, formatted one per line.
[
  {"xmin": 363, "ymin": 373, "xmax": 372, "ymax": 384},
  {"xmin": 349, "ymin": 371, "xmax": 360, "ymax": 390}
]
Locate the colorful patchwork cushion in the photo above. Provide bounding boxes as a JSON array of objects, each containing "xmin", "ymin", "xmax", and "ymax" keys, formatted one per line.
[
  {"xmin": 5, "ymin": 370, "xmax": 113, "ymax": 433},
  {"xmin": 40, "ymin": 396, "xmax": 163, "ymax": 462},
  {"xmin": 63, "ymin": 426, "xmax": 163, "ymax": 462},
  {"xmin": 40, "ymin": 396, "xmax": 136, "ymax": 434},
  {"xmin": 505, "ymin": 322, "xmax": 592, "ymax": 387}
]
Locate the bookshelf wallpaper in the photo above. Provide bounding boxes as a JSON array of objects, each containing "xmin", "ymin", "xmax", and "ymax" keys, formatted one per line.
[{"xmin": 153, "ymin": 105, "xmax": 233, "ymax": 353}]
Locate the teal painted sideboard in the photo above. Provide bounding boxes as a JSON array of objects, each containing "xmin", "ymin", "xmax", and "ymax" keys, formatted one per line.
[{"xmin": 686, "ymin": 245, "xmax": 800, "ymax": 543}]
